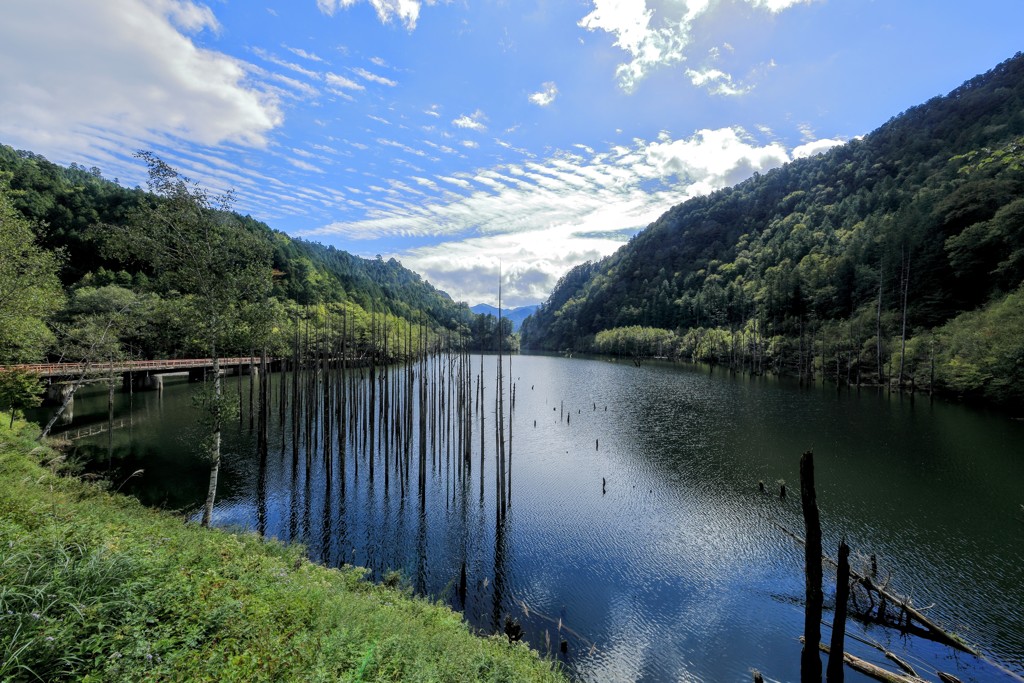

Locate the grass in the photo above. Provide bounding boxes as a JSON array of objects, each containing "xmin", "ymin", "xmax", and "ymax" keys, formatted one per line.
[{"xmin": 0, "ymin": 417, "xmax": 564, "ymax": 682}]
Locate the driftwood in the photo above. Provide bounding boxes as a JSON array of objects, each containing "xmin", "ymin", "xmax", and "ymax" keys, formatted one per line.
[
  {"xmin": 828, "ymin": 624, "xmax": 919, "ymax": 678},
  {"xmin": 884, "ymin": 652, "xmax": 918, "ymax": 678},
  {"xmin": 773, "ymin": 520, "xmax": 979, "ymax": 656},
  {"xmin": 804, "ymin": 639, "xmax": 923, "ymax": 683}
]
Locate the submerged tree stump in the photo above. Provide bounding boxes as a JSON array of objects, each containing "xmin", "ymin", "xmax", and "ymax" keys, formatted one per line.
[{"xmin": 827, "ymin": 539, "xmax": 851, "ymax": 682}]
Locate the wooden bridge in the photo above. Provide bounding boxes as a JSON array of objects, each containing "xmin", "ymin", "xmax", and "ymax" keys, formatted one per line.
[{"xmin": 2, "ymin": 357, "xmax": 264, "ymax": 380}]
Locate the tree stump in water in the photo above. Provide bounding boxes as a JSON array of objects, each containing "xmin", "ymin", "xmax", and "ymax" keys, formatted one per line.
[{"xmin": 801, "ymin": 450, "xmax": 823, "ymax": 683}]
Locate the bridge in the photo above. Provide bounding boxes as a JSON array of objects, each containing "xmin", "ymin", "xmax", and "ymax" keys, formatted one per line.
[
  {"xmin": 1, "ymin": 358, "xmax": 271, "ymax": 409},
  {"xmin": 4, "ymin": 357, "xmax": 266, "ymax": 381}
]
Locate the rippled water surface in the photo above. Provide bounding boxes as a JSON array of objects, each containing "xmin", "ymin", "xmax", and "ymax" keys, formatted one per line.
[{"xmin": 40, "ymin": 355, "xmax": 1024, "ymax": 682}]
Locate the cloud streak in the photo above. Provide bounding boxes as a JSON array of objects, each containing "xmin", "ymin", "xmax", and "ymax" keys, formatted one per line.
[
  {"xmin": 300, "ymin": 126, "xmax": 828, "ymax": 305},
  {"xmin": 316, "ymin": 0, "xmax": 436, "ymax": 31}
]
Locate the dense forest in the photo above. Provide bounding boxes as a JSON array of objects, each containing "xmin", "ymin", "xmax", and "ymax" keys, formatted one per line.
[
  {"xmin": 521, "ymin": 53, "xmax": 1024, "ymax": 406},
  {"xmin": 0, "ymin": 144, "xmax": 516, "ymax": 377}
]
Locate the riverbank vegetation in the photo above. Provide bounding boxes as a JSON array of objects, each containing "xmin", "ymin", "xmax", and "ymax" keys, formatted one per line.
[
  {"xmin": 0, "ymin": 417, "xmax": 561, "ymax": 682},
  {"xmin": 521, "ymin": 54, "xmax": 1024, "ymax": 407}
]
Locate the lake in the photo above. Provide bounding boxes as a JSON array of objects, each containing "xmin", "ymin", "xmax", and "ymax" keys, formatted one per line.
[{"xmin": 36, "ymin": 354, "xmax": 1024, "ymax": 682}]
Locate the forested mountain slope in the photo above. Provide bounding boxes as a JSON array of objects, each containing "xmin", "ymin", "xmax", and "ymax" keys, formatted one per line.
[
  {"xmin": 0, "ymin": 145, "xmax": 478, "ymax": 363},
  {"xmin": 0, "ymin": 144, "xmax": 470, "ymax": 329},
  {"xmin": 521, "ymin": 53, "xmax": 1024, "ymax": 405}
]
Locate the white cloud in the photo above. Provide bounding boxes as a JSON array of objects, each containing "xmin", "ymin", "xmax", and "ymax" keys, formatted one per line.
[
  {"xmin": 453, "ymin": 109, "xmax": 487, "ymax": 131},
  {"xmin": 750, "ymin": 0, "xmax": 814, "ymax": 11},
  {"xmin": 289, "ymin": 157, "xmax": 326, "ymax": 173},
  {"xmin": 300, "ymin": 126, "xmax": 825, "ymax": 304},
  {"xmin": 0, "ymin": 0, "xmax": 282, "ymax": 167},
  {"xmin": 352, "ymin": 66, "xmax": 398, "ymax": 86},
  {"xmin": 578, "ymin": 0, "xmax": 691, "ymax": 92},
  {"xmin": 684, "ymin": 67, "xmax": 751, "ymax": 96},
  {"xmin": 792, "ymin": 138, "xmax": 844, "ymax": 158},
  {"xmin": 642, "ymin": 127, "xmax": 789, "ymax": 187},
  {"xmin": 461, "ymin": 140, "xmax": 479, "ymax": 149},
  {"xmin": 325, "ymin": 72, "xmax": 365, "ymax": 90},
  {"xmin": 285, "ymin": 45, "xmax": 326, "ymax": 63},
  {"xmin": 579, "ymin": 0, "xmax": 811, "ymax": 92},
  {"xmin": 528, "ymin": 81, "xmax": 559, "ymax": 107},
  {"xmin": 316, "ymin": 0, "xmax": 436, "ymax": 31},
  {"xmin": 396, "ymin": 227, "xmax": 624, "ymax": 307},
  {"xmin": 251, "ymin": 48, "xmax": 322, "ymax": 80}
]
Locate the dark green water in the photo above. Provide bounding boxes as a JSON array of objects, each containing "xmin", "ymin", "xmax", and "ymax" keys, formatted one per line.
[{"xmin": 34, "ymin": 355, "xmax": 1024, "ymax": 682}]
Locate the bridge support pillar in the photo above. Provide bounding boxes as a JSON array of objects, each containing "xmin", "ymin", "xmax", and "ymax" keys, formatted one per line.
[
  {"xmin": 125, "ymin": 372, "xmax": 163, "ymax": 392},
  {"xmin": 188, "ymin": 368, "xmax": 224, "ymax": 383}
]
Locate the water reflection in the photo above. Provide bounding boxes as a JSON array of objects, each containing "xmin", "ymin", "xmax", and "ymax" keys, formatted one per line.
[{"xmin": 34, "ymin": 356, "xmax": 1024, "ymax": 682}]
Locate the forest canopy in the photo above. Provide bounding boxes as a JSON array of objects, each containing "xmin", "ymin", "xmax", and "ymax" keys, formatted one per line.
[{"xmin": 521, "ymin": 53, "xmax": 1024, "ymax": 406}]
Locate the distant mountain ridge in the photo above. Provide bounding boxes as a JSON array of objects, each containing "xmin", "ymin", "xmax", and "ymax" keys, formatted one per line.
[
  {"xmin": 521, "ymin": 52, "xmax": 1024, "ymax": 405},
  {"xmin": 470, "ymin": 304, "xmax": 539, "ymax": 332}
]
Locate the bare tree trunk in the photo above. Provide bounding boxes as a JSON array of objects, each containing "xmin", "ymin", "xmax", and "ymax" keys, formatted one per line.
[
  {"xmin": 876, "ymin": 265, "xmax": 884, "ymax": 386},
  {"xmin": 897, "ymin": 250, "xmax": 911, "ymax": 390},
  {"xmin": 827, "ymin": 540, "xmax": 851, "ymax": 682},
  {"xmin": 201, "ymin": 352, "xmax": 222, "ymax": 528},
  {"xmin": 801, "ymin": 450, "xmax": 823, "ymax": 683}
]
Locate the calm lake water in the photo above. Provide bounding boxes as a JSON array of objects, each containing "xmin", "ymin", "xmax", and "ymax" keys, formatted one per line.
[{"xmin": 35, "ymin": 354, "xmax": 1024, "ymax": 682}]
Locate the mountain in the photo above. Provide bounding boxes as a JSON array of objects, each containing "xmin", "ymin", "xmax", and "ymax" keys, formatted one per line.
[
  {"xmin": 0, "ymin": 144, "xmax": 474, "ymax": 333},
  {"xmin": 469, "ymin": 304, "xmax": 540, "ymax": 332},
  {"xmin": 521, "ymin": 53, "xmax": 1024, "ymax": 405}
]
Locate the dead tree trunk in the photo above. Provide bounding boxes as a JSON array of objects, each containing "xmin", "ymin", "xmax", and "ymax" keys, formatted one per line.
[
  {"xmin": 801, "ymin": 450, "xmax": 823, "ymax": 683},
  {"xmin": 827, "ymin": 539, "xmax": 851, "ymax": 682}
]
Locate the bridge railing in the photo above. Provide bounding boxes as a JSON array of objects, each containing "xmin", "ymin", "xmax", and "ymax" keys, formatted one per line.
[{"xmin": 0, "ymin": 357, "xmax": 263, "ymax": 378}]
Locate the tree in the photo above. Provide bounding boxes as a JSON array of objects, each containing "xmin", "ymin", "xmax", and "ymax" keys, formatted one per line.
[
  {"xmin": 0, "ymin": 176, "xmax": 64, "ymax": 363},
  {"xmin": 0, "ymin": 369, "xmax": 44, "ymax": 428},
  {"xmin": 103, "ymin": 152, "xmax": 272, "ymax": 527}
]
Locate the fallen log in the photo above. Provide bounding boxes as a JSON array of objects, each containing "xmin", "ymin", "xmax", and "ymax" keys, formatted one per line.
[
  {"xmin": 803, "ymin": 638, "xmax": 924, "ymax": 683},
  {"xmin": 884, "ymin": 651, "xmax": 918, "ymax": 678},
  {"xmin": 774, "ymin": 520, "xmax": 979, "ymax": 656},
  {"xmin": 857, "ymin": 574, "xmax": 978, "ymax": 656}
]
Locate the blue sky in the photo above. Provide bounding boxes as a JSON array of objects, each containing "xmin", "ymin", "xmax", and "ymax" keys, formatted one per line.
[{"xmin": 2, "ymin": 1, "xmax": 1022, "ymax": 307}]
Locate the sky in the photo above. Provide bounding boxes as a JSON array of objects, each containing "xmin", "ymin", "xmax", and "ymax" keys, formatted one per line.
[{"xmin": 2, "ymin": 1, "xmax": 1022, "ymax": 307}]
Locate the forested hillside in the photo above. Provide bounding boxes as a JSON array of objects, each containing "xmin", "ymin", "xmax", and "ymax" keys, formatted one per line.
[
  {"xmin": 521, "ymin": 53, "xmax": 1024, "ymax": 406},
  {"xmin": 0, "ymin": 145, "xmax": 490, "ymax": 367}
]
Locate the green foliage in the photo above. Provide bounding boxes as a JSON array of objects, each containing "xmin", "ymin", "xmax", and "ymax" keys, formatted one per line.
[
  {"xmin": 0, "ymin": 177, "xmax": 65, "ymax": 363},
  {"xmin": 0, "ymin": 369, "xmax": 44, "ymax": 428},
  {"xmin": 929, "ymin": 285, "xmax": 1024, "ymax": 404},
  {"xmin": 0, "ymin": 421, "xmax": 563, "ymax": 682},
  {"xmin": 593, "ymin": 326, "xmax": 676, "ymax": 358},
  {"xmin": 101, "ymin": 152, "xmax": 274, "ymax": 359},
  {"xmin": 523, "ymin": 53, "xmax": 1024, "ymax": 402},
  {"xmin": 0, "ymin": 144, "xmax": 482, "ymax": 362}
]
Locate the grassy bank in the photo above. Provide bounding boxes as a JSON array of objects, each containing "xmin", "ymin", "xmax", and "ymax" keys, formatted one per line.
[{"xmin": 0, "ymin": 418, "xmax": 563, "ymax": 682}]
